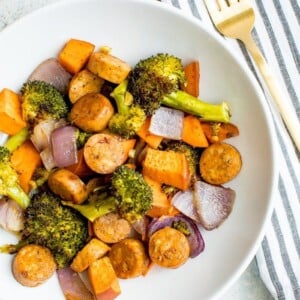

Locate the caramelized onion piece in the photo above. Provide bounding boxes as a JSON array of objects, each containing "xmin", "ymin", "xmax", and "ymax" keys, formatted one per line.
[
  {"xmin": 51, "ymin": 126, "xmax": 78, "ymax": 168},
  {"xmin": 149, "ymin": 107, "xmax": 184, "ymax": 140},
  {"xmin": 193, "ymin": 181, "xmax": 235, "ymax": 230},
  {"xmin": 28, "ymin": 58, "xmax": 72, "ymax": 94}
]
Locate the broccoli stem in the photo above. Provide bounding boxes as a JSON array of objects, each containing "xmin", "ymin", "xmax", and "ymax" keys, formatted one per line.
[
  {"xmin": 0, "ymin": 239, "xmax": 28, "ymax": 254},
  {"xmin": 7, "ymin": 185, "xmax": 31, "ymax": 209},
  {"xmin": 62, "ymin": 196, "xmax": 117, "ymax": 222},
  {"xmin": 110, "ymin": 80, "xmax": 132, "ymax": 114},
  {"xmin": 162, "ymin": 90, "xmax": 231, "ymax": 123},
  {"xmin": 4, "ymin": 127, "xmax": 29, "ymax": 152}
]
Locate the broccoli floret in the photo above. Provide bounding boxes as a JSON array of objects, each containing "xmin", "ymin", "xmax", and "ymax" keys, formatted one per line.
[
  {"xmin": 108, "ymin": 80, "xmax": 146, "ymax": 138},
  {"xmin": 161, "ymin": 184, "xmax": 179, "ymax": 199},
  {"xmin": 21, "ymin": 80, "xmax": 69, "ymax": 127},
  {"xmin": 128, "ymin": 53, "xmax": 231, "ymax": 122},
  {"xmin": 128, "ymin": 53, "xmax": 185, "ymax": 116},
  {"xmin": 6, "ymin": 190, "xmax": 88, "ymax": 269},
  {"xmin": 75, "ymin": 128, "xmax": 93, "ymax": 149},
  {"xmin": 111, "ymin": 165, "xmax": 153, "ymax": 223},
  {"xmin": 63, "ymin": 166, "xmax": 153, "ymax": 224},
  {"xmin": 172, "ymin": 220, "xmax": 191, "ymax": 236},
  {"xmin": 29, "ymin": 167, "xmax": 51, "ymax": 191},
  {"xmin": 0, "ymin": 146, "xmax": 30, "ymax": 209}
]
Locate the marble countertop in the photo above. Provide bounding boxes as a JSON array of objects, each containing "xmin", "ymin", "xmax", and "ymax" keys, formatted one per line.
[{"xmin": 0, "ymin": 1, "xmax": 275, "ymax": 299}]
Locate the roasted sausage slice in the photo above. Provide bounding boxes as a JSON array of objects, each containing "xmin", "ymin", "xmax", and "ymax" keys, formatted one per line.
[
  {"xmin": 69, "ymin": 69, "xmax": 104, "ymax": 103},
  {"xmin": 48, "ymin": 168, "xmax": 87, "ymax": 204},
  {"xmin": 12, "ymin": 244, "xmax": 56, "ymax": 287},
  {"xmin": 87, "ymin": 52, "xmax": 131, "ymax": 84},
  {"xmin": 148, "ymin": 226, "xmax": 190, "ymax": 268},
  {"xmin": 109, "ymin": 238, "xmax": 149, "ymax": 279},
  {"xmin": 70, "ymin": 93, "xmax": 114, "ymax": 132},
  {"xmin": 93, "ymin": 213, "xmax": 131, "ymax": 244},
  {"xmin": 83, "ymin": 133, "xmax": 134, "ymax": 174},
  {"xmin": 199, "ymin": 142, "xmax": 242, "ymax": 185}
]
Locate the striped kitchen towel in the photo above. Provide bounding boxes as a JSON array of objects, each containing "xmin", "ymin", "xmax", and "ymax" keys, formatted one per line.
[{"xmin": 160, "ymin": 0, "xmax": 300, "ymax": 299}]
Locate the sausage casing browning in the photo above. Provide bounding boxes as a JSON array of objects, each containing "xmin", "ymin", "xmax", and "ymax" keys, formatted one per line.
[
  {"xmin": 83, "ymin": 133, "xmax": 133, "ymax": 174},
  {"xmin": 199, "ymin": 142, "xmax": 242, "ymax": 185},
  {"xmin": 48, "ymin": 168, "xmax": 87, "ymax": 204},
  {"xmin": 93, "ymin": 213, "xmax": 131, "ymax": 244},
  {"xmin": 148, "ymin": 227, "xmax": 190, "ymax": 268},
  {"xmin": 12, "ymin": 244, "xmax": 56, "ymax": 287},
  {"xmin": 109, "ymin": 238, "xmax": 149, "ymax": 279}
]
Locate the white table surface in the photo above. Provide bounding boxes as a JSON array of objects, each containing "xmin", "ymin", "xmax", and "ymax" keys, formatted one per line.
[{"xmin": 0, "ymin": 1, "xmax": 275, "ymax": 299}]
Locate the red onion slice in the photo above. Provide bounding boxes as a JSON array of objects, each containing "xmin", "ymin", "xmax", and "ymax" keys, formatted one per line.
[
  {"xmin": 132, "ymin": 215, "xmax": 150, "ymax": 241},
  {"xmin": 149, "ymin": 107, "xmax": 184, "ymax": 140},
  {"xmin": 31, "ymin": 119, "xmax": 57, "ymax": 151},
  {"xmin": 28, "ymin": 58, "xmax": 72, "ymax": 95},
  {"xmin": 31, "ymin": 119, "xmax": 67, "ymax": 152},
  {"xmin": 57, "ymin": 267, "xmax": 94, "ymax": 300},
  {"xmin": 51, "ymin": 126, "xmax": 78, "ymax": 168},
  {"xmin": 148, "ymin": 214, "xmax": 205, "ymax": 258},
  {"xmin": 40, "ymin": 147, "xmax": 57, "ymax": 171},
  {"xmin": 193, "ymin": 181, "xmax": 235, "ymax": 230},
  {"xmin": 0, "ymin": 199, "xmax": 24, "ymax": 232},
  {"xmin": 171, "ymin": 190, "xmax": 201, "ymax": 223}
]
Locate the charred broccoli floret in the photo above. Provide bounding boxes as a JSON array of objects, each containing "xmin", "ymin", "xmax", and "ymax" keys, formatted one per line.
[
  {"xmin": 108, "ymin": 80, "xmax": 146, "ymax": 138},
  {"xmin": 161, "ymin": 184, "xmax": 179, "ymax": 199},
  {"xmin": 63, "ymin": 166, "xmax": 153, "ymax": 224},
  {"xmin": 75, "ymin": 128, "xmax": 93, "ymax": 149},
  {"xmin": 29, "ymin": 167, "xmax": 51, "ymax": 191},
  {"xmin": 0, "ymin": 146, "xmax": 30, "ymax": 209},
  {"xmin": 21, "ymin": 80, "xmax": 69, "ymax": 127},
  {"xmin": 8, "ymin": 190, "xmax": 88, "ymax": 269},
  {"xmin": 111, "ymin": 165, "xmax": 153, "ymax": 223},
  {"xmin": 128, "ymin": 53, "xmax": 185, "ymax": 116},
  {"xmin": 128, "ymin": 53, "xmax": 231, "ymax": 122}
]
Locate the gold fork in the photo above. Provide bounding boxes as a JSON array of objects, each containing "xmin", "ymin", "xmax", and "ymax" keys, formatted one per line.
[{"xmin": 204, "ymin": 0, "xmax": 300, "ymax": 152}]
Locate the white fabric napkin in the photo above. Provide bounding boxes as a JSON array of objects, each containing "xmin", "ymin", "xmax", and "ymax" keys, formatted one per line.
[{"xmin": 160, "ymin": 1, "xmax": 300, "ymax": 299}]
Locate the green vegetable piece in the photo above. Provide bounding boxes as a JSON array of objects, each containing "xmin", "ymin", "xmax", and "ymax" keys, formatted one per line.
[
  {"xmin": 162, "ymin": 91, "xmax": 231, "ymax": 123},
  {"xmin": 62, "ymin": 196, "xmax": 117, "ymax": 223},
  {"xmin": 11, "ymin": 190, "xmax": 88, "ymax": 268},
  {"xmin": 21, "ymin": 80, "xmax": 69, "ymax": 127},
  {"xmin": 112, "ymin": 165, "xmax": 153, "ymax": 223},
  {"xmin": 0, "ymin": 146, "xmax": 30, "ymax": 209},
  {"xmin": 4, "ymin": 127, "xmax": 29, "ymax": 152},
  {"xmin": 128, "ymin": 52, "xmax": 231, "ymax": 122},
  {"xmin": 109, "ymin": 80, "xmax": 146, "ymax": 138}
]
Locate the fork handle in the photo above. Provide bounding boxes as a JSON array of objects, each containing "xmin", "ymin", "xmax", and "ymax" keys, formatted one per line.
[{"xmin": 240, "ymin": 33, "xmax": 300, "ymax": 152}]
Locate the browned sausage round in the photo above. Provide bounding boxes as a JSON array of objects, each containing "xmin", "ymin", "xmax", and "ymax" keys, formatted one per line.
[
  {"xmin": 83, "ymin": 133, "xmax": 130, "ymax": 174},
  {"xmin": 69, "ymin": 69, "xmax": 104, "ymax": 103},
  {"xmin": 70, "ymin": 93, "xmax": 114, "ymax": 132},
  {"xmin": 148, "ymin": 226, "xmax": 190, "ymax": 268},
  {"xmin": 48, "ymin": 168, "xmax": 87, "ymax": 204},
  {"xmin": 12, "ymin": 244, "xmax": 56, "ymax": 287},
  {"xmin": 109, "ymin": 238, "xmax": 149, "ymax": 279},
  {"xmin": 199, "ymin": 142, "xmax": 242, "ymax": 185},
  {"xmin": 93, "ymin": 213, "xmax": 131, "ymax": 243}
]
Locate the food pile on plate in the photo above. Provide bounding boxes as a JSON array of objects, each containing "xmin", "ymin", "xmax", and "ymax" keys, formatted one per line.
[{"xmin": 0, "ymin": 38, "xmax": 242, "ymax": 299}]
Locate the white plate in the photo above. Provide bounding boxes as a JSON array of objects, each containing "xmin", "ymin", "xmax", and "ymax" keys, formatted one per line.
[{"xmin": 0, "ymin": 0, "xmax": 278, "ymax": 299}]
